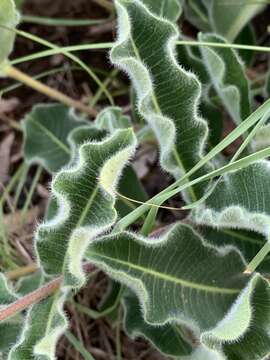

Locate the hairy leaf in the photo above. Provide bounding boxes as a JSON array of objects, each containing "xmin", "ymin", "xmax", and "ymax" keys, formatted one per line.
[
  {"xmin": 111, "ymin": 0, "xmax": 211, "ymax": 201},
  {"xmin": 123, "ymin": 289, "xmax": 194, "ymax": 357},
  {"xmin": 235, "ymin": 25, "xmax": 256, "ymax": 66},
  {"xmin": 23, "ymin": 105, "xmax": 147, "ymax": 217},
  {"xmin": 86, "ymin": 223, "xmax": 250, "ymax": 333},
  {"xmin": 210, "ymin": 0, "xmax": 266, "ymax": 42},
  {"xmin": 182, "ymin": 0, "xmax": 210, "ymax": 32},
  {"xmin": 200, "ymin": 227, "xmax": 270, "ymax": 274},
  {"xmin": 37, "ymin": 128, "xmax": 137, "ymax": 286},
  {"xmin": 124, "ymin": 288, "xmax": 228, "ymax": 359},
  {"xmin": 223, "ymin": 276, "xmax": 270, "ymax": 360},
  {"xmin": 250, "ymin": 123, "xmax": 270, "ymax": 152},
  {"xmin": 8, "ymin": 293, "xmax": 67, "ymax": 360},
  {"xmin": 9, "ymin": 129, "xmax": 137, "ymax": 359},
  {"xmin": 0, "ymin": 275, "xmax": 22, "ymax": 355},
  {"xmin": 23, "ymin": 104, "xmax": 87, "ymax": 173},
  {"xmin": 142, "ymin": 0, "xmax": 182, "ymax": 22},
  {"xmin": 199, "ymin": 33, "xmax": 251, "ymax": 125},
  {"xmin": 178, "ymin": 43, "xmax": 209, "ymax": 85},
  {"xmin": 193, "ymin": 161, "xmax": 270, "ymax": 237},
  {"xmin": 95, "ymin": 106, "xmax": 130, "ymax": 132},
  {"xmin": 0, "ymin": 0, "xmax": 19, "ymax": 74}
]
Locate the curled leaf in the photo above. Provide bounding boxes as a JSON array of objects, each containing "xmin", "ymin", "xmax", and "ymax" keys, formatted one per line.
[{"xmin": 111, "ymin": 0, "xmax": 211, "ymax": 200}]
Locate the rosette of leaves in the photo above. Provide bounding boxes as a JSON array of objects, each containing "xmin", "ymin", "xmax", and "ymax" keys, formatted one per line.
[{"xmin": 1, "ymin": 1, "xmax": 270, "ymax": 360}]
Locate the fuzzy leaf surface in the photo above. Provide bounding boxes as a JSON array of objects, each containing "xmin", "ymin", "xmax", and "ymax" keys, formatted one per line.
[
  {"xmin": 200, "ymin": 227, "xmax": 270, "ymax": 274},
  {"xmin": 9, "ymin": 129, "xmax": 137, "ymax": 359},
  {"xmin": 182, "ymin": 0, "xmax": 210, "ymax": 32},
  {"xmin": 123, "ymin": 289, "xmax": 194, "ymax": 357},
  {"xmin": 111, "ymin": 0, "xmax": 211, "ymax": 200},
  {"xmin": 95, "ymin": 106, "xmax": 130, "ymax": 133},
  {"xmin": 142, "ymin": 0, "xmax": 182, "ymax": 22},
  {"xmin": 223, "ymin": 276, "xmax": 270, "ymax": 360},
  {"xmin": 210, "ymin": 0, "xmax": 266, "ymax": 41},
  {"xmin": 86, "ymin": 223, "xmax": 250, "ymax": 334},
  {"xmin": 0, "ymin": 0, "xmax": 19, "ymax": 72},
  {"xmin": 37, "ymin": 128, "xmax": 137, "ymax": 286},
  {"xmin": 252, "ymin": 124, "xmax": 270, "ymax": 152},
  {"xmin": 23, "ymin": 104, "xmax": 87, "ymax": 173},
  {"xmin": 0, "ymin": 275, "xmax": 22, "ymax": 355},
  {"xmin": 193, "ymin": 161, "xmax": 270, "ymax": 237},
  {"xmin": 23, "ymin": 105, "xmax": 147, "ymax": 216},
  {"xmin": 199, "ymin": 33, "xmax": 250, "ymax": 125}
]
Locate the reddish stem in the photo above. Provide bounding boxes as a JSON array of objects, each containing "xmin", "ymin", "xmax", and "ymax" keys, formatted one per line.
[{"xmin": 0, "ymin": 263, "xmax": 95, "ymax": 322}]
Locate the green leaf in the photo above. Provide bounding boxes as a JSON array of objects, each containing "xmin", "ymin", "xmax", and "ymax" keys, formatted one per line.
[
  {"xmin": 199, "ymin": 33, "xmax": 251, "ymax": 125},
  {"xmin": 9, "ymin": 129, "xmax": 137, "ymax": 359},
  {"xmin": 37, "ymin": 128, "xmax": 137, "ymax": 287},
  {"xmin": 235, "ymin": 25, "xmax": 256, "ymax": 66},
  {"xmin": 0, "ymin": 0, "xmax": 19, "ymax": 73},
  {"xmin": 0, "ymin": 274, "xmax": 22, "ymax": 355},
  {"xmin": 9, "ymin": 293, "xmax": 68, "ymax": 360},
  {"xmin": 16, "ymin": 271, "xmax": 44, "ymax": 296},
  {"xmin": 111, "ymin": 0, "xmax": 211, "ymax": 201},
  {"xmin": 123, "ymin": 289, "xmax": 193, "ymax": 357},
  {"xmin": 210, "ymin": 0, "xmax": 266, "ymax": 42},
  {"xmin": 123, "ymin": 290, "xmax": 229, "ymax": 359},
  {"xmin": 142, "ymin": 0, "xmax": 182, "ymax": 22},
  {"xmin": 95, "ymin": 106, "xmax": 131, "ymax": 132},
  {"xmin": 182, "ymin": 0, "xmax": 210, "ymax": 32},
  {"xmin": 193, "ymin": 161, "xmax": 270, "ymax": 237},
  {"xmin": 223, "ymin": 276, "xmax": 270, "ymax": 360},
  {"xmin": 250, "ymin": 123, "xmax": 270, "ymax": 152},
  {"xmin": 86, "ymin": 223, "xmax": 249, "ymax": 332},
  {"xmin": 200, "ymin": 227, "xmax": 270, "ymax": 274},
  {"xmin": 200, "ymin": 100, "xmax": 223, "ymax": 148},
  {"xmin": 116, "ymin": 165, "xmax": 148, "ymax": 217},
  {"xmin": 23, "ymin": 105, "xmax": 147, "ymax": 218},
  {"xmin": 178, "ymin": 42, "xmax": 210, "ymax": 85},
  {"xmin": 22, "ymin": 104, "xmax": 87, "ymax": 173}
]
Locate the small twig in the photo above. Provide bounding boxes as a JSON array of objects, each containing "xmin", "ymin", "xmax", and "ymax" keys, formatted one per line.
[
  {"xmin": 5, "ymin": 263, "xmax": 39, "ymax": 281},
  {"xmin": 0, "ymin": 263, "xmax": 95, "ymax": 322},
  {"xmin": 0, "ymin": 276, "xmax": 62, "ymax": 322},
  {"xmin": 4, "ymin": 65, "xmax": 98, "ymax": 118}
]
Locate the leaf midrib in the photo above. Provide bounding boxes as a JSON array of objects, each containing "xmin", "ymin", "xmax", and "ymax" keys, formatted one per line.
[
  {"xmin": 88, "ymin": 251, "xmax": 241, "ymax": 294},
  {"xmin": 29, "ymin": 116, "xmax": 71, "ymax": 155},
  {"xmin": 129, "ymin": 22, "xmax": 197, "ymax": 202}
]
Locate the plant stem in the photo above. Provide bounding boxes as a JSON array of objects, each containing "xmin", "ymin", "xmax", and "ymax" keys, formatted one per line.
[
  {"xmin": 4, "ymin": 65, "xmax": 98, "ymax": 117},
  {"xmin": 0, "ymin": 263, "xmax": 94, "ymax": 322},
  {"xmin": 21, "ymin": 165, "xmax": 42, "ymax": 223},
  {"xmin": 5, "ymin": 263, "xmax": 38, "ymax": 281},
  {"xmin": 0, "ymin": 276, "xmax": 62, "ymax": 322},
  {"xmin": 245, "ymin": 241, "xmax": 270, "ymax": 274},
  {"xmin": 21, "ymin": 15, "xmax": 107, "ymax": 27},
  {"xmin": 65, "ymin": 331, "xmax": 96, "ymax": 360}
]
